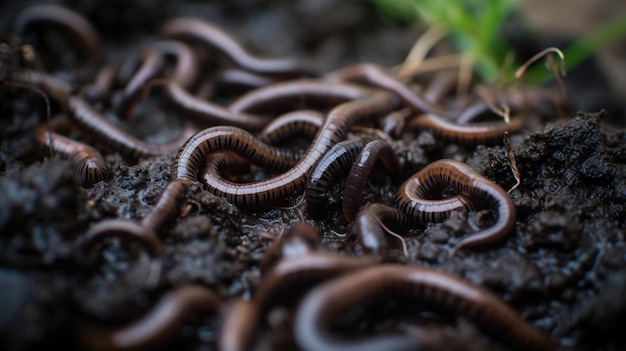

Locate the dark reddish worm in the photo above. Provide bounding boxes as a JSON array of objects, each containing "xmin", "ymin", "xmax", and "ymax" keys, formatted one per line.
[
  {"xmin": 305, "ymin": 136, "xmax": 377, "ymax": 219},
  {"xmin": 257, "ymin": 110, "xmax": 323, "ymax": 146},
  {"xmin": 325, "ymin": 63, "xmax": 449, "ymax": 117},
  {"xmin": 11, "ymin": 4, "xmax": 101, "ymax": 59},
  {"xmin": 175, "ymin": 91, "xmax": 400, "ymax": 209},
  {"xmin": 396, "ymin": 159, "xmax": 515, "ymax": 256},
  {"xmin": 218, "ymin": 299, "xmax": 259, "ymax": 351},
  {"xmin": 66, "ymin": 95, "xmax": 196, "ymax": 160},
  {"xmin": 229, "ymin": 80, "xmax": 371, "ymax": 115},
  {"xmin": 254, "ymin": 251, "xmax": 380, "ymax": 317},
  {"xmin": 117, "ymin": 48, "xmax": 166, "ymax": 119},
  {"xmin": 77, "ymin": 285, "xmax": 221, "ymax": 351},
  {"xmin": 342, "ymin": 139, "xmax": 398, "ymax": 222},
  {"xmin": 353, "ymin": 203, "xmax": 409, "ymax": 259},
  {"xmin": 160, "ymin": 17, "xmax": 316, "ymax": 78},
  {"xmin": 163, "ymin": 82, "xmax": 273, "ymax": 131},
  {"xmin": 33, "ymin": 117, "xmax": 111, "ymax": 184},
  {"xmin": 294, "ymin": 264, "xmax": 557, "ymax": 351},
  {"xmin": 211, "ymin": 68, "xmax": 276, "ymax": 96},
  {"xmin": 13, "ymin": 70, "xmax": 73, "ymax": 102},
  {"xmin": 259, "ymin": 222, "xmax": 321, "ymax": 275},
  {"xmin": 407, "ymin": 108, "xmax": 524, "ymax": 146}
]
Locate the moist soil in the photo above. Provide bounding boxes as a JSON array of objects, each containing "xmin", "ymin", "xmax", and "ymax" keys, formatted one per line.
[{"xmin": 1, "ymin": 1, "xmax": 625, "ymax": 351}]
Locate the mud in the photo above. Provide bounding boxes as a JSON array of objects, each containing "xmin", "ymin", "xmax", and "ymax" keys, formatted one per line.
[{"xmin": 1, "ymin": 1, "xmax": 625, "ymax": 351}]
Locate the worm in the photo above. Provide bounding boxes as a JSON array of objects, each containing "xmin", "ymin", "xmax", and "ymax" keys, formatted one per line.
[
  {"xmin": 325, "ymin": 63, "xmax": 449, "ymax": 117},
  {"xmin": 82, "ymin": 64, "xmax": 119, "ymax": 102},
  {"xmin": 294, "ymin": 264, "xmax": 557, "ymax": 351},
  {"xmin": 117, "ymin": 48, "xmax": 166, "ymax": 119},
  {"xmin": 229, "ymin": 80, "xmax": 371, "ymax": 115},
  {"xmin": 259, "ymin": 222, "xmax": 321, "ymax": 275},
  {"xmin": 81, "ymin": 219, "xmax": 164, "ymax": 257},
  {"xmin": 254, "ymin": 251, "xmax": 380, "ymax": 318},
  {"xmin": 422, "ymin": 70, "xmax": 458, "ymax": 104},
  {"xmin": 305, "ymin": 136, "xmax": 377, "ymax": 219},
  {"xmin": 396, "ymin": 159, "xmax": 515, "ymax": 256},
  {"xmin": 211, "ymin": 68, "xmax": 276, "ymax": 96},
  {"xmin": 353, "ymin": 203, "xmax": 409, "ymax": 258},
  {"xmin": 163, "ymin": 81, "xmax": 273, "ymax": 131},
  {"xmin": 11, "ymin": 4, "xmax": 101, "ymax": 60},
  {"xmin": 13, "ymin": 69, "xmax": 73, "ymax": 102},
  {"xmin": 407, "ymin": 109, "xmax": 524, "ymax": 146},
  {"xmin": 139, "ymin": 178, "xmax": 192, "ymax": 234},
  {"xmin": 160, "ymin": 17, "xmax": 316, "ymax": 78},
  {"xmin": 342, "ymin": 139, "xmax": 398, "ymax": 222},
  {"xmin": 257, "ymin": 110, "xmax": 323, "ymax": 146},
  {"xmin": 76, "ymin": 285, "xmax": 221, "ymax": 351},
  {"xmin": 175, "ymin": 91, "xmax": 400, "ymax": 209},
  {"xmin": 66, "ymin": 95, "xmax": 196, "ymax": 160},
  {"xmin": 33, "ymin": 116, "xmax": 111, "ymax": 184},
  {"xmin": 218, "ymin": 299, "xmax": 259, "ymax": 351}
]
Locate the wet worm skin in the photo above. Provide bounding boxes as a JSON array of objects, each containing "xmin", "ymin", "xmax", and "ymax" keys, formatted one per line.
[
  {"xmin": 353, "ymin": 203, "xmax": 409, "ymax": 258},
  {"xmin": 342, "ymin": 139, "xmax": 398, "ymax": 222},
  {"xmin": 13, "ymin": 70, "xmax": 73, "ymax": 102},
  {"xmin": 77, "ymin": 285, "xmax": 221, "ymax": 351},
  {"xmin": 257, "ymin": 110, "xmax": 323, "ymax": 146},
  {"xmin": 139, "ymin": 178, "xmax": 192, "ymax": 234},
  {"xmin": 81, "ymin": 219, "xmax": 164, "ymax": 257},
  {"xmin": 218, "ymin": 299, "xmax": 259, "ymax": 351},
  {"xmin": 163, "ymin": 82, "xmax": 273, "ymax": 131},
  {"xmin": 33, "ymin": 118, "xmax": 111, "ymax": 184},
  {"xmin": 160, "ymin": 17, "xmax": 316, "ymax": 78},
  {"xmin": 407, "ymin": 112, "xmax": 524, "ymax": 146},
  {"xmin": 229, "ymin": 80, "xmax": 371, "ymax": 115},
  {"xmin": 294, "ymin": 264, "xmax": 557, "ymax": 351},
  {"xmin": 306, "ymin": 136, "xmax": 377, "ymax": 219},
  {"xmin": 117, "ymin": 48, "xmax": 166, "ymax": 119},
  {"xmin": 11, "ymin": 4, "xmax": 101, "ymax": 60},
  {"xmin": 325, "ymin": 63, "xmax": 448, "ymax": 117},
  {"xmin": 66, "ymin": 95, "xmax": 196, "ymax": 160},
  {"xmin": 175, "ymin": 91, "xmax": 400, "ymax": 209},
  {"xmin": 211, "ymin": 68, "xmax": 276, "ymax": 96},
  {"xmin": 396, "ymin": 159, "xmax": 515, "ymax": 256},
  {"xmin": 254, "ymin": 251, "xmax": 380, "ymax": 318}
]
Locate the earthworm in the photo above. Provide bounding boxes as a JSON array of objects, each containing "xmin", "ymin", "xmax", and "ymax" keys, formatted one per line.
[
  {"xmin": 306, "ymin": 136, "xmax": 377, "ymax": 219},
  {"xmin": 294, "ymin": 264, "xmax": 557, "ymax": 351},
  {"xmin": 254, "ymin": 251, "xmax": 380, "ymax": 317},
  {"xmin": 77, "ymin": 285, "xmax": 221, "ymax": 351},
  {"xmin": 353, "ymin": 203, "xmax": 409, "ymax": 258},
  {"xmin": 82, "ymin": 64, "xmax": 119, "ymax": 102},
  {"xmin": 211, "ymin": 68, "xmax": 276, "ymax": 96},
  {"xmin": 175, "ymin": 91, "xmax": 400, "ymax": 209},
  {"xmin": 342, "ymin": 139, "xmax": 398, "ymax": 222},
  {"xmin": 160, "ymin": 17, "xmax": 316, "ymax": 78},
  {"xmin": 66, "ymin": 95, "xmax": 196, "ymax": 160},
  {"xmin": 163, "ymin": 82, "xmax": 273, "ymax": 131},
  {"xmin": 81, "ymin": 219, "xmax": 164, "ymax": 257},
  {"xmin": 139, "ymin": 178, "xmax": 192, "ymax": 235},
  {"xmin": 117, "ymin": 40, "xmax": 200, "ymax": 119},
  {"xmin": 259, "ymin": 222, "xmax": 321, "ymax": 274},
  {"xmin": 229, "ymin": 80, "xmax": 371, "ymax": 115},
  {"xmin": 422, "ymin": 70, "xmax": 458, "ymax": 104},
  {"xmin": 218, "ymin": 299, "xmax": 259, "ymax": 351},
  {"xmin": 396, "ymin": 159, "xmax": 515, "ymax": 256},
  {"xmin": 11, "ymin": 4, "xmax": 101, "ymax": 60},
  {"xmin": 325, "ymin": 63, "xmax": 448, "ymax": 117},
  {"xmin": 407, "ymin": 110, "xmax": 524, "ymax": 146},
  {"xmin": 257, "ymin": 110, "xmax": 323, "ymax": 146},
  {"xmin": 33, "ymin": 116, "xmax": 111, "ymax": 184}
]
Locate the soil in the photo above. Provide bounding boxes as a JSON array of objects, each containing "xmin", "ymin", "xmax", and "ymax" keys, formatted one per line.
[{"xmin": 1, "ymin": 1, "xmax": 625, "ymax": 351}]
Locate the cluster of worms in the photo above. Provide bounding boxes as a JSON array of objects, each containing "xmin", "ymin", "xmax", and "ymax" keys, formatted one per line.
[{"xmin": 6, "ymin": 4, "xmax": 568, "ymax": 351}]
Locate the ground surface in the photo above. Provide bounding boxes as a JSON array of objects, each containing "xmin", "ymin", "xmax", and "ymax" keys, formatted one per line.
[{"xmin": 1, "ymin": 1, "xmax": 625, "ymax": 351}]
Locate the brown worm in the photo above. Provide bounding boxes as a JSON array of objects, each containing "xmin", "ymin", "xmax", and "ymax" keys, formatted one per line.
[
  {"xmin": 257, "ymin": 110, "xmax": 323, "ymax": 146},
  {"xmin": 139, "ymin": 178, "xmax": 192, "ymax": 234},
  {"xmin": 175, "ymin": 91, "xmax": 400, "ymax": 209},
  {"xmin": 294, "ymin": 264, "xmax": 557, "ymax": 351},
  {"xmin": 76, "ymin": 285, "xmax": 221, "ymax": 351},
  {"xmin": 254, "ymin": 251, "xmax": 380, "ymax": 318},
  {"xmin": 81, "ymin": 219, "xmax": 164, "ymax": 257},
  {"xmin": 229, "ymin": 80, "xmax": 371, "ymax": 115},
  {"xmin": 211, "ymin": 68, "xmax": 276, "ymax": 96},
  {"xmin": 396, "ymin": 159, "xmax": 515, "ymax": 256},
  {"xmin": 11, "ymin": 4, "xmax": 101, "ymax": 60},
  {"xmin": 259, "ymin": 222, "xmax": 321, "ymax": 275},
  {"xmin": 325, "ymin": 63, "xmax": 449, "ymax": 117},
  {"xmin": 82, "ymin": 64, "xmax": 119, "ymax": 102},
  {"xmin": 218, "ymin": 299, "xmax": 259, "ymax": 351},
  {"xmin": 342, "ymin": 139, "xmax": 398, "ymax": 222},
  {"xmin": 66, "ymin": 95, "xmax": 196, "ymax": 160},
  {"xmin": 33, "ymin": 116, "xmax": 111, "ymax": 184},
  {"xmin": 305, "ymin": 136, "xmax": 378, "ymax": 219},
  {"xmin": 160, "ymin": 17, "xmax": 316, "ymax": 78},
  {"xmin": 163, "ymin": 82, "xmax": 273, "ymax": 131},
  {"xmin": 13, "ymin": 70, "xmax": 73, "ymax": 102},
  {"xmin": 353, "ymin": 203, "xmax": 409, "ymax": 258},
  {"xmin": 117, "ymin": 48, "xmax": 166, "ymax": 119}
]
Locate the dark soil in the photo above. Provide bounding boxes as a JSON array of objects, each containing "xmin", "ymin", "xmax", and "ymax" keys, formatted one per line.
[{"xmin": 1, "ymin": 1, "xmax": 625, "ymax": 351}]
